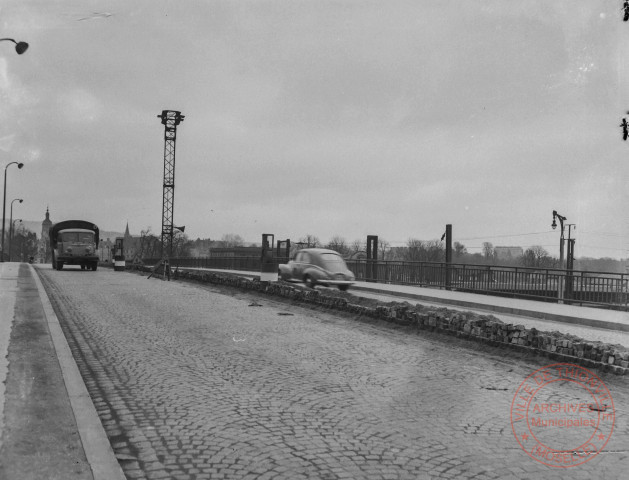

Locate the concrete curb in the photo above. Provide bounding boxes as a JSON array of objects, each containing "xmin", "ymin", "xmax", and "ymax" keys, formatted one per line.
[
  {"xmin": 30, "ymin": 265, "xmax": 126, "ymax": 480},
  {"xmin": 351, "ymin": 284, "xmax": 629, "ymax": 332}
]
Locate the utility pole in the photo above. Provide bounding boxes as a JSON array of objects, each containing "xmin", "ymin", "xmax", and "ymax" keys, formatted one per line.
[
  {"xmin": 443, "ymin": 224, "xmax": 452, "ymax": 290},
  {"xmin": 565, "ymin": 224, "xmax": 576, "ymax": 300}
]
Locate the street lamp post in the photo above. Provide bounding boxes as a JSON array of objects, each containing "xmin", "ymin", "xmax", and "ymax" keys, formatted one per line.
[
  {"xmin": 1, "ymin": 162, "xmax": 24, "ymax": 261},
  {"xmin": 551, "ymin": 210, "xmax": 567, "ymax": 267},
  {"xmin": 551, "ymin": 210, "xmax": 568, "ymax": 303},
  {"xmin": 0, "ymin": 37, "xmax": 29, "ymax": 261},
  {"xmin": 9, "ymin": 198, "xmax": 23, "ymax": 261}
]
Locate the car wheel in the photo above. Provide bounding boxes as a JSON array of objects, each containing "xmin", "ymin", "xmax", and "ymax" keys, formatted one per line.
[
  {"xmin": 92, "ymin": 263, "xmax": 98, "ymax": 271},
  {"xmin": 338, "ymin": 285, "xmax": 349, "ymax": 291},
  {"xmin": 304, "ymin": 275, "xmax": 316, "ymax": 289},
  {"xmin": 56, "ymin": 262, "xmax": 63, "ymax": 271},
  {"xmin": 81, "ymin": 264, "xmax": 85, "ymax": 270}
]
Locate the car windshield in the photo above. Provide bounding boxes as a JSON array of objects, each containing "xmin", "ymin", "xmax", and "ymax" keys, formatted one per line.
[
  {"xmin": 61, "ymin": 232, "xmax": 94, "ymax": 243},
  {"xmin": 319, "ymin": 253, "xmax": 347, "ymax": 272}
]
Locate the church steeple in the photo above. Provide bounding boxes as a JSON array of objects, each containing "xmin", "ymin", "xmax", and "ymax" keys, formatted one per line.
[
  {"xmin": 42, "ymin": 206, "xmax": 52, "ymax": 228},
  {"xmin": 39, "ymin": 207, "xmax": 53, "ymax": 263},
  {"xmin": 124, "ymin": 222, "xmax": 130, "ymax": 238}
]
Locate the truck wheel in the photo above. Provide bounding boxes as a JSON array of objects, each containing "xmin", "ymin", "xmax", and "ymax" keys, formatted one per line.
[
  {"xmin": 91, "ymin": 263, "xmax": 98, "ymax": 271},
  {"xmin": 81, "ymin": 264, "xmax": 85, "ymax": 270},
  {"xmin": 56, "ymin": 262, "xmax": 63, "ymax": 271}
]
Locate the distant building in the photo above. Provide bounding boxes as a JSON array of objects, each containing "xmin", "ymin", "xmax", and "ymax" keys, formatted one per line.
[
  {"xmin": 494, "ymin": 246, "xmax": 523, "ymax": 261},
  {"xmin": 38, "ymin": 207, "xmax": 52, "ymax": 263},
  {"xmin": 99, "ymin": 237, "xmax": 113, "ymax": 262}
]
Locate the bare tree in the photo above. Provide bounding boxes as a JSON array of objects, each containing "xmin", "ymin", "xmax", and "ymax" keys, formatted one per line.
[
  {"xmin": 424, "ymin": 239, "xmax": 443, "ymax": 262},
  {"xmin": 326, "ymin": 235, "xmax": 348, "ymax": 255},
  {"xmin": 138, "ymin": 228, "xmax": 161, "ymax": 259},
  {"xmin": 348, "ymin": 239, "xmax": 365, "ymax": 257},
  {"xmin": 378, "ymin": 238, "xmax": 391, "ymax": 260},
  {"xmin": 520, "ymin": 245, "xmax": 557, "ymax": 268},
  {"xmin": 453, "ymin": 241, "xmax": 467, "ymax": 258},
  {"xmin": 172, "ymin": 231, "xmax": 191, "ymax": 257},
  {"xmin": 405, "ymin": 238, "xmax": 443, "ymax": 262},
  {"xmin": 405, "ymin": 238, "xmax": 423, "ymax": 262},
  {"xmin": 11, "ymin": 227, "xmax": 38, "ymax": 261},
  {"xmin": 298, "ymin": 234, "xmax": 321, "ymax": 248},
  {"xmin": 219, "ymin": 233, "xmax": 245, "ymax": 248}
]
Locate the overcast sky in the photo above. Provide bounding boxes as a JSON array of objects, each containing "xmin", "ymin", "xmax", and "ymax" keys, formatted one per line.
[{"xmin": 1, "ymin": 0, "xmax": 628, "ymax": 258}]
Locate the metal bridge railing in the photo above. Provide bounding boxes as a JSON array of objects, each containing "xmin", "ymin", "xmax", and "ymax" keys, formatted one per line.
[
  {"xmin": 143, "ymin": 256, "xmax": 628, "ymax": 311},
  {"xmin": 345, "ymin": 260, "xmax": 629, "ymax": 310}
]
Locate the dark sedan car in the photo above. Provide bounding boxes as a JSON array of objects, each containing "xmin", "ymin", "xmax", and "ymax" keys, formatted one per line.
[{"xmin": 278, "ymin": 248, "xmax": 355, "ymax": 290}]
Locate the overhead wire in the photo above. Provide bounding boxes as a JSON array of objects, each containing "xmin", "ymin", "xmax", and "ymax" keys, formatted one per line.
[{"xmin": 456, "ymin": 231, "xmax": 555, "ymax": 241}]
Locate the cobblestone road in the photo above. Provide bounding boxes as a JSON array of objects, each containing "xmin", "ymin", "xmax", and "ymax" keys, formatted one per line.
[{"xmin": 37, "ymin": 266, "xmax": 628, "ymax": 479}]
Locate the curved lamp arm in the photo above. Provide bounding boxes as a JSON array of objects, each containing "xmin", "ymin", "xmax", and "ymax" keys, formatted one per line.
[{"xmin": 0, "ymin": 38, "xmax": 29, "ymax": 55}]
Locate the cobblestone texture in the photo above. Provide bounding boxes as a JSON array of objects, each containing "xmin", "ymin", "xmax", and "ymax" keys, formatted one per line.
[{"xmin": 37, "ymin": 266, "xmax": 629, "ymax": 479}]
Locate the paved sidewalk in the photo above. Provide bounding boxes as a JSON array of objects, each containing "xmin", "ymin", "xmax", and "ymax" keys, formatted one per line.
[
  {"xmin": 0, "ymin": 262, "xmax": 124, "ymax": 480},
  {"xmin": 178, "ymin": 267, "xmax": 629, "ymax": 332},
  {"xmin": 351, "ymin": 281, "xmax": 629, "ymax": 331}
]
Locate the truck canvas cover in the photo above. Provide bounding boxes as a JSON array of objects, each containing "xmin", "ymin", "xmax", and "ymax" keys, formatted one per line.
[{"xmin": 49, "ymin": 220, "xmax": 99, "ymax": 247}]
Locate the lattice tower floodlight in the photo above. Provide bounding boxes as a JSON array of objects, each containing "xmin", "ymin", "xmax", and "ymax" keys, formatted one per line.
[{"xmin": 157, "ymin": 110, "xmax": 185, "ymax": 258}]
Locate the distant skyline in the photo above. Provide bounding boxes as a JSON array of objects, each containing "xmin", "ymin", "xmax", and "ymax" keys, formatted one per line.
[
  {"xmin": 12, "ymin": 211, "xmax": 623, "ymax": 262},
  {"xmin": 1, "ymin": 0, "xmax": 628, "ymax": 259}
]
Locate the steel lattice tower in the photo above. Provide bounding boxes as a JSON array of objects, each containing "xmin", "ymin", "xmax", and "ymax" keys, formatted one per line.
[{"xmin": 157, "ymin": 110, "xmax": 185, "ymax": 259}]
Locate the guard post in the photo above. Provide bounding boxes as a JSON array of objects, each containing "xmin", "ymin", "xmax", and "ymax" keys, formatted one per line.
[
  {"xmin": 260, "ymin": 233, "xmax": 278, "ymax": 283},
  {"xmin": 276, "ymin": 239, "xmax": 291, "ymax": 262},
  {"xmin": 113, "ymin": 236, "xmax": 126, "ymax": 271}
]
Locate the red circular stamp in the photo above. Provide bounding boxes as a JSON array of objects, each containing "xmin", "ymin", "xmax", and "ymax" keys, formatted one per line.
[{"xmin": 511, "ymin": 363, "xmax": 615, "ymax": 468}]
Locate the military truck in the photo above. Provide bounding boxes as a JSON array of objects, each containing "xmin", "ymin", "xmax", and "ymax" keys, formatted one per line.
[{"xmin": 49, "ymin": 220, "xmax": 99, "ymax": 271}]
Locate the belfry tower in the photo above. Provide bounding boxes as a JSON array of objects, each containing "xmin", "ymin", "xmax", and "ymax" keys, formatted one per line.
[{"xmin": 39, "ymin": 207, "xmax": 52, "ymax": 263}]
